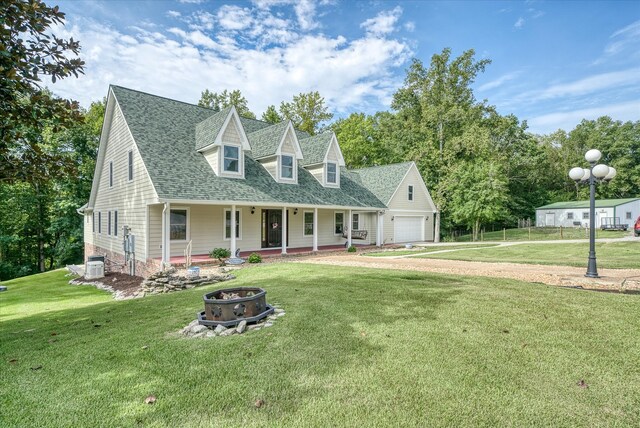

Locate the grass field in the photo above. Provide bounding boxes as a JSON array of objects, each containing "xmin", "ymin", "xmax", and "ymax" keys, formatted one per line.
[
  {"xmin": 450, "ymin": 227, "xmax": 630, "ymax": 242},
  {"xmin": 2, "ymin": 266, "xmax": 640, "ymax": 427},
  {"xmin": 417, "ymin": 241, "xmax": 640, "ymax": 269}
]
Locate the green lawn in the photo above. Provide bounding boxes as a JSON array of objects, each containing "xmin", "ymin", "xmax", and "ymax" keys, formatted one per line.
[
  {"xmin": 450, "ymin": 227, "xmax": 630, "ymax": 242},
  {"xmin": 366, "ymin": 244, "xmax": 498, "ymax": 257},
  {"xmin": 418, "ymin": 241, "xmax": 640, "ymax": 269},
  {"xmin": 2, "ymin": 267, "xmax": 640, "ymax": 427}
]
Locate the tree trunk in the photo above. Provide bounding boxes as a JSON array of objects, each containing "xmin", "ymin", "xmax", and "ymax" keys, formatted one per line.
[{"xmin": 434, "ymin": 207, "xmax": 441, "ymax": 243}]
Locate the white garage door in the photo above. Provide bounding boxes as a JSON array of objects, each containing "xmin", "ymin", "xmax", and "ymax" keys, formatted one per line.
[{"xmin": 394, "ymin": 216, "xmax": 423, "ymax": 243}]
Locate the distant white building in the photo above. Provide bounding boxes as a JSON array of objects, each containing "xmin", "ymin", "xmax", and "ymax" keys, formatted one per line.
[{"xmin": 536, "ymin": 198, "xmax": 640, "ymax": 228}]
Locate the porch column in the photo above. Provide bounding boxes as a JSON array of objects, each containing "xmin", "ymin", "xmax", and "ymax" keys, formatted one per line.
[
  {"xmin": 230, "ymin": 204, "xmax": 237, "ymax": 257},
  {"xmin": 347, "ymin": 209, "xmax": 353, "ymax": 248},
  {"xmin": 281, "ymin": 207, "xmax": 287, "ymax": 255},
  {"xmin": 163, "ymin": 202, "xmax": 171, "ymax": 267},
  {"xmin": 312, "ymin": 208, "xmax": 318, "ymax": 252},
  {"xmin": 376, "ymin": 211, "xmax": 383, "ymax": 247}
]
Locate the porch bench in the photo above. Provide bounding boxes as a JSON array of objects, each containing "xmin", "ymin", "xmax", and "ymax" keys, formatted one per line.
[{"xmin": 342, "ymin": 229, "xmax": 368, "ymax": 240}]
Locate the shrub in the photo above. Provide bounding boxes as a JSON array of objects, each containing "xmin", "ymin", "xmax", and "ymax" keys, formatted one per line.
[
  {"xmin": 347, "ymin": 245, "xmax": 357, "ymax": 253},
  {"xmin": 209, "ymin": 248, "xmax": 231, "ymax": 264},
  {"xmin": 247, "ymin": 253, "xmax": 262, "ymax": 264}
]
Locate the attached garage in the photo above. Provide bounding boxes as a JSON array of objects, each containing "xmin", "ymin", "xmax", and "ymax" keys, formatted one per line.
[{"xmin": 394, "ymin": 215, "xmax": 424, "ymax": 243}]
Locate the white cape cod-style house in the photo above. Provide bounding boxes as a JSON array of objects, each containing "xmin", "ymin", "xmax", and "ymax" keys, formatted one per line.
[{"xmin": 81, "ymin": 86, "xmax": 437, "ymax": 276}]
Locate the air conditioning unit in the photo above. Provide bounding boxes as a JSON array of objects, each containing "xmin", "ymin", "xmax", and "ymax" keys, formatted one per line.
[{"xmin": 85, "ymin": 261, "xmax": 105, "ymax": 279}]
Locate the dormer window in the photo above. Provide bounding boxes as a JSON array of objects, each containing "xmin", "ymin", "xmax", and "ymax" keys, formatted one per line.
[
  {"xmin": 327, "ymin": 162, "xmax": 337, "ymax": 184},
  {"xmin": 223, "ymin": 145, "xmax": 240, "ymax": 173},
  {"xmin": 281, "ymin": 155, "xmax": 294, "ymax": 179}
]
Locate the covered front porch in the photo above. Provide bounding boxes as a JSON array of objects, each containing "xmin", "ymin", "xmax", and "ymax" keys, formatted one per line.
[
  {"xmin": 158, "ymin": 243, "xmax": 379, "ymax": 266},
  {"xmin": 148, "ymin": 202, "xmax": 385, "ymax": 266}
]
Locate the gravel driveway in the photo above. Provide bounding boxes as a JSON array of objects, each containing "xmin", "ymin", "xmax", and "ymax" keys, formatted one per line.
[{"xmin": 296, "ymin": 253, "xmax": 640, "ymax": 292}]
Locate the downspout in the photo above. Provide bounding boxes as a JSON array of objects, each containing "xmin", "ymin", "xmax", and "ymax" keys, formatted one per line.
[{"xmin": 161, "ymin": 202, "xmax": 167, "ymax": 266}]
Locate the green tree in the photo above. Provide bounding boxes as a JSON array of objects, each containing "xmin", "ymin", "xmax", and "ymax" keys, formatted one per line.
[
  {"xmin": 331, "ymin": 113, "xmax": 388, "ymax": 168},
  {"xmin": 442, "ymin": 126, "xmax": 509, "ymax": 239},
  {"xmin": 392, "ymin": 48, "xmax": 491, "ymax": 159},
  {"xmin": 1, "ymin": 0, "xmax": 85, "ymax": 182},
  {"xmin": 198, "ymin": 89, "xmax": 256, "ymax": 119},
  {"xmin": 279, "ymin": 91, "xmax": 333, "ymax": 135},
  {"xmin": 261, "ymin": 105, "xmax": 282, "ymax": 124}
]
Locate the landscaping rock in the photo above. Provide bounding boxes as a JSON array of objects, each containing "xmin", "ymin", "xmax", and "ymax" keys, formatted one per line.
[
  {"xmin": 214, "ymin": 325, "xmax": 226, "ymax": 335},
  {"xmin": 220, "ymin": 328, "xmax": 236, "ymax": 337},
  {"xmin": 191, "ymin": 325, "xmax": 208, "ymax": 335},
  {"xmin": 264, "ymin": 322, "xmax": 273, "ymax": 328},
  {"xmin": 236, "ymin": 320, "xmax": 247, "ymax": 334},
  {"xmin": 274, "ymin": 308, "xmax": 285, "ymax": 314},
  {"xmin": 205, "ymin": 331, "xmax": 216, "ymax": 338}
]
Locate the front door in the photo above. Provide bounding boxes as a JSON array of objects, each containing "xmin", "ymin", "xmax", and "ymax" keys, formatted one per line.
[{"xmin": 262, "ymin": 210, "xmax": 288, "ymax": 248}]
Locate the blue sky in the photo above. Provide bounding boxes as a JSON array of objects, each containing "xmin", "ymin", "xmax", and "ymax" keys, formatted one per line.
[{"xmin": 51, "ymin": 0, "xmax": 640, "ymax": 134}]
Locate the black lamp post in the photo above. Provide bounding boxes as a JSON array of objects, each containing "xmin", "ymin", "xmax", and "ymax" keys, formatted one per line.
[{"xmin": 569, "ymin": 149, "xmax": 617, "ymax": 278}]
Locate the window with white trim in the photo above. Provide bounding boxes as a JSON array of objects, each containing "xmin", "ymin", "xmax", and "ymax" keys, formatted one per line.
[
  {"xmin": 108, "ymin": 211, "xmax": 112, "ymax": 236},
  {"xmin": 352, "ymin": 213, "xmax": 360, "ymax": 230},
  {"xmin": 92, "ymin": 213, "xmax": 95, "ymax": 232},
  {"xmin": 114, "ymin": 211, "xmax": 118, "ymax": 236},
  {"xmin": 626, "ymin": 211, "xmax": 632, "ymax": 220},
  {"xmin": 128, "ymin": 150, "xmax": 133, "ymax": 181},
  {"xmin": 281, "ymin": 155, "xmax": 294, "ymax": 179},
  {"xmin": 567, "ymin": 212, "xmax": 574, "ymax": 220},
  {"xmin": 98, "ymin": 212, "xmax": 102, "ymax": 234},
  {"xmin": 334, "ymin": 212, "xmax": 344, "ymax": 235},
  {"xmin": 303, "ymin": 211, "xmax": 314, "ymax": 236},
  {"xmin": 583, "ymin": 212, "xmax": 589, "ymax": 220},
  {"xmin": 109, "ymin": 161, "xmax": 114, "ymax": 187},
  {"xmin": 408, "ymin": 185, "xmax": 414, "ymax": 201},
  {"xmin": 170, "ymin": 209, "xmax": 188, "ymax": 241},
  {"xmin": 224, "ymin": 209, "xmax": 241, "ymax": 239},
  {"xmin": 327, "ymin": 162, "xmax": 337, "ymax": 184},
  {"xmin": 223, "ymin": 145, "xmax": 240, "ymax": 173}
]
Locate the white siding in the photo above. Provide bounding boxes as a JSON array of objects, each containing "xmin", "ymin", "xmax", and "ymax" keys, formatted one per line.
[
  {"xmin": 89, "ymin": 103, "xmax": 158, "ymax": 259},
  {"xmin": 259, "ymin": 156, "xmax": 278, "ymax": 180},
  {"xmin": 149, "ymin": 205, "xmax": 350, "ymax": 257},
  {"xmin": 202, "ymin": 147, "xmax": 220, "ymax": 175},
  {"xmin": 281, "ymin": 129, "xmax": 296, "ymax": 153},
  {"xmin": 222, "ymin": 118, "xmax": 242, "ymax": 144},
  {"xmin": 382, "ymin": 166, "xmax": 435, "ymax": 243},
  {"xmin": 535, "ymin": 202, "xmax": 640, "ymax": 228}
]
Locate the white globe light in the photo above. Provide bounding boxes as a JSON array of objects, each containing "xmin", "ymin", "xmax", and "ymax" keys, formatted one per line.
[
  {"xmin": 569, "ymin": 167, "xmax": 585, "ymax": 181},
  {"xmin": 604, "ymin": 166, "xmax": 617, "ymax": 181},
  {"xmin": 585, "ymin": 149, "xmax": 602, "ymax": 163},
  {"xmin": 580, "ymin": 169, "xmax": 591, "ymax": 181},
  {"xmin": 592, "ymin": 164, "xmax": 610, "ymax": 179}
]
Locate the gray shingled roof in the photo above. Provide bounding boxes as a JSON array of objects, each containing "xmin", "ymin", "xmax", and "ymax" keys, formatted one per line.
[
  {"xmin": 299, "ymin": 132, "xmax": 333, "ymax": 166},
  {"xmin": 247, "ymin": 121, "xmax": 290, "ymax": 159},
  {"xmin": 195, "ymin": 106, "xmax": 232, "ymax": 151},
  {"xmin": 110, "ymin": 85, "xmax": 386, "ymax": 209},
  {"xmin": 349, "ymin": 162, "xmax": 414, "ymax": 205}
]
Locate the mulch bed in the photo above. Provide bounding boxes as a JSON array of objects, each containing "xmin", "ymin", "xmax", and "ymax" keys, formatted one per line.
[{"xmin": 75, "ymin": 272, "xmax": 144, "ymax": 298}]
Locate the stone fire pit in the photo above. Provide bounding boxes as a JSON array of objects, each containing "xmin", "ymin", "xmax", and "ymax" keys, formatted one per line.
[{"xmin": 197, "ymin": 287, "xmax": 274, "ymax": 328}]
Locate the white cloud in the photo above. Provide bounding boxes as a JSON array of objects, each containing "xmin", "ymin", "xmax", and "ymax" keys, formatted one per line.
[
  {"xmin": 166, "ymin": 10, "xmax": 181, "ymax": 18},
  {"xmin": 404, "ymin": 21, "xmax": 415, "ymax": 32},
  {"xmin": 294, "ymin": 0, "xmax": 319, "ymax": 31},
  {"xmin": 178, "ymin": 0, "xmax": 207, "ymax": 4},
  {"xmin": 361, "ymin": 6, "xmax": 403, "ymax": 36},
  {"xmin": 477, "ymin": 72, "xmax": 520, "ymax": 92},
  {"xmin": 606, "ymin": 19, "xmax": 640, "ymax": 55},
  {"xmin": 534, "ymin": 68, "xmax": 640, "ymax": 100},
  {"xmin": 514, "ymin": 17, "xmax": 524, "ymax": 29},
  {"xmin": 217, "ymin": 5, "xmax": 253, "ymax": 31},
  {"xmin": 48, "ymin": 16, "xmax": 412, "ymax": 116},
  {"xmin": 528, "ymin": 100, "xmax": 640, "ymax": 134}
]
